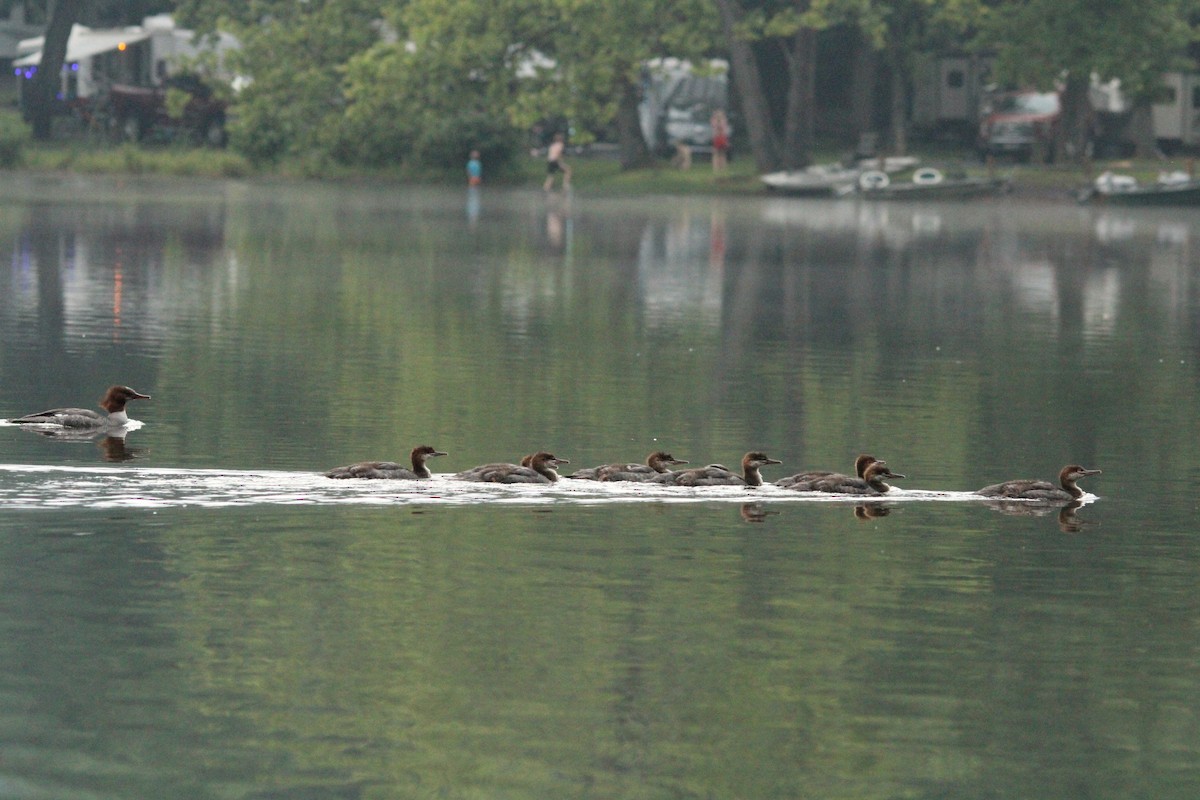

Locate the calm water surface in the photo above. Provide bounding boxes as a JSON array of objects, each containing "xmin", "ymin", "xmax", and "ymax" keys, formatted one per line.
[{"xmin": 1, "ymin": 174, "xmax": 1198, "ymax": 799}]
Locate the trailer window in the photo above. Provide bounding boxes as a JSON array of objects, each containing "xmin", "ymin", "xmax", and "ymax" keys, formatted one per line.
[
  {"xmin": 946, "ymin": 70, "xmax": 964, "ymax": 89},
  {"xmin": 1193, "ymin": 86, "xmax": 1200, "ymax": 108}
]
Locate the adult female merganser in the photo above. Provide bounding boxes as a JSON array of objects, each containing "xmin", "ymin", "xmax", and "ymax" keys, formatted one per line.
[
  {"xmin": 976, "ymin": 464, "xmax": 1101, "ymax": 501},
  {"xmin": 651, "ymin": 452, "xmax": 782, "ymax": 487},
  {"xmin": 783, "ymin": 460, "xmax": 905, "ymax": 495},
  {"xmin": 569, "ymin": 451, "xmax": 689, "ymax": 482},
  {"xmin": 325, "ymin": 445, "xmax": 448, "ymax": 479},
  {"xmin": 775, "ymin": 453, "xmax": 877, "ymax": 489},
  {"xmin": 453, "ymin": 451, "xmax": 570, "ymax": 484},
  {"xmin": 7, "ymin": 385, "xmax": 150, "ymax": 429}
]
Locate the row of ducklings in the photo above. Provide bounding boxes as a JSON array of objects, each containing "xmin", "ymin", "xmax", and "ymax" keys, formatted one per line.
[
  {"xmin": 0, "ymin": 388, "xmax": 1099, "ymax": 502},
  {"xmin": 326, "ymin": 447, "xmax": 1102, "ymax": 502}
]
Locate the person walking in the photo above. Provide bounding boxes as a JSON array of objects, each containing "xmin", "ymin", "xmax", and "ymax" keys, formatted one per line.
[{"xmin": 543, "ymin": 132, "xmax": 572, "ymax": 191}]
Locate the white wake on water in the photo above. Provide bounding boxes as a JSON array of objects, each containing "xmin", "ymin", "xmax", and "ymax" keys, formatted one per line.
[{"xmin": 0, "ymin": 464, "xmax": 1099, "ymax": 511}]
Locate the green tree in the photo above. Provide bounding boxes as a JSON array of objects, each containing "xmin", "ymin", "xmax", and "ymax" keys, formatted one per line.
[
  {"xmin": 374, "ymin": 0, "xmax": 720, "ymax": 169},
  {"xmin": 175, "ymin": 0, "xmax": 380, "ymax": 163},
  {"xmin": 714, "ymin": 0, "xmax": 981, "ymax": 171},
  {"xmin": 713, "ymin": 0, "xmax": 821, "ymax": 171},
  {"xmin": 977, "ymin": 0, "xmax": 1198, "ymax": 163},
  {"xmin": 337, "ymin": 0, "xmax": 554, "ymax": 170},
  {"xmin": 858, "ymin": 0, "xmax": 983, "ymax": 156}
]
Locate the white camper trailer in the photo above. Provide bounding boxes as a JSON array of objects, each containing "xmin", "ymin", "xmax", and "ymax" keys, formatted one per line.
[
  {"xmin": 1152, "ymin": 72, "xmax": 1200, "ymax": 149},
  {"xmin": 911, "ymin": 54, "xmax": 994, "ymax": 140},
  {"xmin": 14, "ymin": 15, "xmax": 236, "ymax": 103}
]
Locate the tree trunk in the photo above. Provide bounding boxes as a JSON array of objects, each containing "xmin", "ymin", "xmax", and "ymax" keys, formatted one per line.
[
  {"xmin": 887, "ymin": 43, "xmax": 908, "ymax": 155},
  {"xmin": 1056, "ymin": 73, "xmax": 1092, "ymax": 164},
  {"xmin": 615, "ymin": 75, "xmax": 653, "ymax": 170},
  {"xmin": 713, "ymin": 0, "xmax": 780, "ymax": 171},
  {"xmin": 1128, "ymin": 98, "xmax": 1159, "ymax": 159},
  {"xmin": 781, "ymin": 28, "xmax": 816, "ymax": 170},
  {"xmin": 27, "ymin": 0, "xmax": 84, "ymax": 141},
  {"xmin": 850, "ymin": 33, "xmax": 877, "ymax": 143}
]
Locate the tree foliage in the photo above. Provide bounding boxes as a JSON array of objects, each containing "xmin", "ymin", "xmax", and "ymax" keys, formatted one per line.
[
  {"xmin": 175, "ymin": 0, "xmax": 381, "ymax": 163},
  {"xmin": 977, "ymin": 0, "xmax": 1200, "ymax": 161},
  {"xmin": 111, "ymin": 0, "xmax": 1200, "ymax": 169}
]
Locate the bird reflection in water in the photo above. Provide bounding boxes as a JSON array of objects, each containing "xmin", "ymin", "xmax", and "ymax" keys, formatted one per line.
[
  {"xmin": 14, "ymin": 425, "xmax": 146, "ymax": 462},
  {"xmin": 96, "ymin": 434, "xmax": 145, "ymax": 462},
  {"xmin": 983, "ymin": 499, "xmax": 1094, "ymax": 534},
  {"xmin": 740, "ymin": 503, "xmax": 779, "ymax": 523},
  {"xmin": 854, "ymin": 503, "xmax": 892, "ymax": 520}
]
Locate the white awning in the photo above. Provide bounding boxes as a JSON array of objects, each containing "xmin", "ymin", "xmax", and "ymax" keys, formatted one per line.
[{"xmin": 14, "ymin": 25, "xmax": 150, "ymax": 67}]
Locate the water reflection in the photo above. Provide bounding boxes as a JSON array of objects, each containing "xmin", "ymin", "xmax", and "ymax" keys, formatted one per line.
[
  {"xmin": 739, "ymin": 502, "xmax": 777, "ymax": 523},
  {"xmin": 6, "ymin": 176, "xmax": 1200, "ymax": 800},
  {"xmin": 982, "ymin": 498, "xmax": 1095, "ymax": 533},
  {"xmin": 545, "ymin": 192, "xmax": 572, "ymax": 252},
  {"xmin": 465, "ymin": 185, "xmax": 481, "ymax": 229},
  {"xmin": 10, "ymin": 424, "xmax": 147, "ymax": 462},
  {"xmin": 6, "ymin": 181, "xmax": 1198, "ymax": 374},
  {"xmin": 854, "ymin": 502, "xmax": 892, "ymax": 520}
]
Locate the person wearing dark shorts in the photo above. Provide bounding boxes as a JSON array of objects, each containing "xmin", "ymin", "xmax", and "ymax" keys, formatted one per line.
[{"xmin": 543, "ymin": 132, "xmax": 572, "ymax": 190}]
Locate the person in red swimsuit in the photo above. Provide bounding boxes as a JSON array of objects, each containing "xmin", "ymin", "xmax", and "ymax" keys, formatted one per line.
[{"xmin": 711, "ymin": 109, "xmax": 729, "ymax": 173}]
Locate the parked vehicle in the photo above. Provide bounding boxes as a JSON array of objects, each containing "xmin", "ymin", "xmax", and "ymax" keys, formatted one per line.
[
  {"xmin": 977, "ymin": 90, "xmax": 1060, "ymax": 162},
  {"xmin": 108, "ymin": 74, "xmax": 228, "ymax": 145}
]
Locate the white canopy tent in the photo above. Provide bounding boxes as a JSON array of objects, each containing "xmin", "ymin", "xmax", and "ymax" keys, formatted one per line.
[{"xmin": 14, "ymin": 25, "xmax": 149, "ymax": 67}]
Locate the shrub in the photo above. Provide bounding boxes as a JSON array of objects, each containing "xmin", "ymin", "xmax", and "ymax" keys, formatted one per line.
[
  {"xmin": 411, "ymin": 112, "xmax": 524, "ymax": 180},
  {"xmin": 0, "ymin": 112, "xmax": 27, "ymax": 168}
]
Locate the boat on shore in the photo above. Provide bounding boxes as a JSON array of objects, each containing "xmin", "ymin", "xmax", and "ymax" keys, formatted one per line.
[
  {"xmin": 855, "ymin": 166, "xmax": 1010, "ymax": 200},
  {"xmin": 761, "ymin": 156, "xmax": 918, "ymax": 197},
  {"xmin": 1079, "ymin": 171, "xmax": 1200, "ymax": 206}
]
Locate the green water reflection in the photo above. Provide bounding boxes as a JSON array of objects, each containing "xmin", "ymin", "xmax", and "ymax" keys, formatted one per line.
[
  {"xmin": 2, "ymin": 175, "xmax": 1200, "ymax": 798},
  {"xmin": 2, "ymin": 503, "xmax": 1198, "ymax": 799}
]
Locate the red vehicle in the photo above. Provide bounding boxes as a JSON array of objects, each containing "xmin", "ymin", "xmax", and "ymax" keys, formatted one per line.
[
  {"xmin": 108, "ymin": 74, "xmax": 227, "ymax": 145},
  {"xmin": 977, "ymin": 90, "xmax": 1060, "ymax": 162}
]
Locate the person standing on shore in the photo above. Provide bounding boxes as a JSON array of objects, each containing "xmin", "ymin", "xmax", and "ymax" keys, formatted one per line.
[
  {"xmin": 543, "ymin": 132, "xmax": 571, "ymax": 191},
  {"xmin": 467, "ymin": 150, "xmax": 483, "ymax": 185},
  {"xmin": 711, "ymin": 109, "xmax": 729, "ymax": 173}
]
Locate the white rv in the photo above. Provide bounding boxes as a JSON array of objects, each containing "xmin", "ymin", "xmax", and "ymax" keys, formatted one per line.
[
  {"xmin": 1153, "ymin": 72, "xmax": 1200, "ymax": 149},
  {"xmin": 14, "ymin": 15, "xmax": 236, "ymax": 102}
]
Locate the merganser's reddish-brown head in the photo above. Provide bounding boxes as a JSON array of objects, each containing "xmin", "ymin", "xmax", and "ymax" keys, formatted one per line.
[
  {"xmin": 528, "ymin": 451, "xmax": 569, "ymax": 481},
  {"xmin": 853, "ymin": 454, "xmax": 878, "ymax": 478},
  {"xmin": 647, "ymin": 451, "xmax": 688, "ymax": 471},
  {"xmin": 410, "ymin": 445, "xmax": 448, "ymax": 473},
  {"xmin": 411, "ymin": 445, "xmax": 448, "ymax": 461},
  {"xmin": 1059, "ymin": 465, "xmax": 1101, "ymax": 493},
  {"xmin": 99, "ymin": 386, "xmax": 151, "ymax": 413}
]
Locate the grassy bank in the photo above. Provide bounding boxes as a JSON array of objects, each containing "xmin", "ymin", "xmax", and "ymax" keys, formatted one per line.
[{"xmin": 3, "ymin": 109, "xmax": 1194, "ymax": 198}]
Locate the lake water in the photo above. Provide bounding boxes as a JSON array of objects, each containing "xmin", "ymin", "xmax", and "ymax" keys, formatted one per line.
[{"xmin": 1, "ymin": 173, "xmax": 1198, "ymax": 799}]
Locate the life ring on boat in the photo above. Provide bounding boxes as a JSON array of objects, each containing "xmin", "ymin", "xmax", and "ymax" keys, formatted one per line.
[
  {"xmin": 858, "ymin": 170, "xmax": 890, "ymax": 190},
  {"xmin": 912, "ymin": 167, "xmax": 945, "ymax": 185}
]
